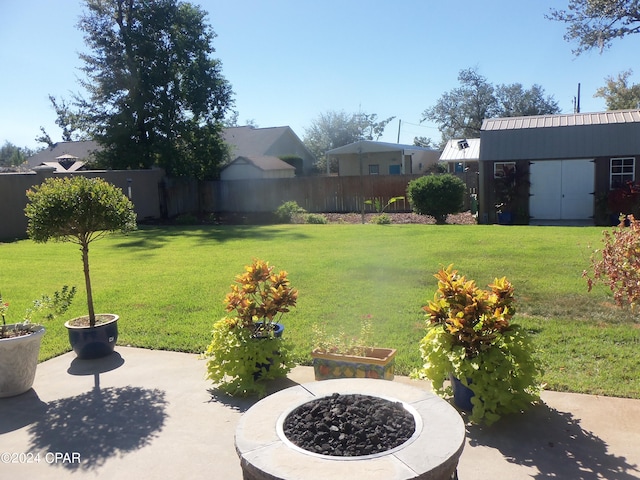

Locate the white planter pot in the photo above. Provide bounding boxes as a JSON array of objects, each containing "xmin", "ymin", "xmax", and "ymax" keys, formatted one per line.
[{"xmin": 0, "ymin": 324, "xmax": 45, "ymax": 397}]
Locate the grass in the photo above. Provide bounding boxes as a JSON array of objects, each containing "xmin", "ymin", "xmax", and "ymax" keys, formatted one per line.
[{"xmin": 1, "ymin": 223, "xmax": 639, "ymax": 399}]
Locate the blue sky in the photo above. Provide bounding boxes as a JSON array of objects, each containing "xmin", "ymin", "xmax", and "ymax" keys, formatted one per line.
[{"xmin": 1, "ymin": 0, "xmax": 639, "ymax": 150}]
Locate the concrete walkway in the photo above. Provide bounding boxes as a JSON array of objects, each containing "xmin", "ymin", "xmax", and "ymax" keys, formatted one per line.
[{"xmin": 1, "ymin": 346, "xmax": 639, "ymax": 479}]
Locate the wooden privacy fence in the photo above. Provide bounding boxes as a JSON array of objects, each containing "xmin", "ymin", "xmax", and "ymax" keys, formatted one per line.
[{"xmin": 203, "ymin": 174, "xmax": 424, "ymax": 213}]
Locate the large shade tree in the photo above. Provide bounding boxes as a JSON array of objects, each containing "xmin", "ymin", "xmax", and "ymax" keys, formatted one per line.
[
  {"xmin": 547, "ymin": 0, "xmax": 640, "ymax": 55},
  {"xmin": 304, "ymin": 110, "xmax": 395, "ymax": 173},
  {"xmin": 422, "ymin": 68, "xmax": 560, "ymax": 145},
  {"xmin": 595, "ymin": 69, "xmax": 640, "ymax": 110},
  {"xmin": 66, "ymin": 0, "xmax": 234, "ymax": 179}
]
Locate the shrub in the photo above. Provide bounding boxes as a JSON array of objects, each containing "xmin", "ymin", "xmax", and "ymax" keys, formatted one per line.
[
  {"xmin": 371, "ymin": 213, "xmax": 392, "ymax": 225},
  {"xmin": 585, "ymin": 214, "xmax": 640, "ymax": 310},
  {"xmin": 305, "ymin": 213, "xmax": 327, "ymax": 224},
  {"xmin": 274, "ymin": 201, "xmax": 306, "ymax": 223},
  {"xmin": 407, "ymin": 174, "xmax": 465, "ymax": 224}
]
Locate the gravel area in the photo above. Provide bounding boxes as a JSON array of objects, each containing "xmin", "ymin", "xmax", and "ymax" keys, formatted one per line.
[{"xmin": 322, "ymin": 212, "xmax": 477, "ymax": 224}]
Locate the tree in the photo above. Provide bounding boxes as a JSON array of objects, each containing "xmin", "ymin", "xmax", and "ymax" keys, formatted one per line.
[
  {"xmin": 0, "ymin": 142, "xmax": 31, "ymax": 168},
  {"xmin": 547, "ymin": 0, "xmax": 640, "ymax": 55},
  {"xmin": 304, "ymin": 110, "xmax": 395, "ymax": 173},
  {"xmin": 422, "ymin": 68, "xmax": 498, "ymax": 142},
  {"xmin": 594, "ymin": 69, "xmax": 640, "ymax": 109},
  {"xmin": 38, "ymin": 95, "xmax": 91, "ymax": 145},
  {"xmin": 71, "ymin": 0, "xmax": 234, "ymax": 179},
  {"xmin": 495, "ymin": 83, "xmax": 560, "ymax": 117},
  {"xmin": 25, "ymin": 176, "xmax": 136, "ymax": 327},
  {"xmin": 406, "ymin": 174, "xmax": 466, "ymax": 224},
  {"xmin": 422, "ymin": 68, "xmax": 560, "ymax": 145}
]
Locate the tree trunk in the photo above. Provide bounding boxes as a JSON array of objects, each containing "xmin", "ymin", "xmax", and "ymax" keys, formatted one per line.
[{"xmin": 81, "ymin": 240, "xmax": 95, "ymax": 327}]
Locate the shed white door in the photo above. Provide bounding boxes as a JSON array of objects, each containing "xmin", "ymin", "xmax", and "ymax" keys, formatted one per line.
[{"xmin": 530, "ymin": 160, "xmax": 594, "ymax": 220}]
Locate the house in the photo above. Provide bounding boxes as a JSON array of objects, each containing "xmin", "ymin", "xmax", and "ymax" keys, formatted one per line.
[
  {"xmin": 325, "ymin": 140, "xmax": 440, "ymax": 176},
  {"xmin": 220, "ymin": 155, "xmax": 295, "ymax": 180},
  {"xmin": 222, "ymin": 126, "xmax": 316, "ymax": 176},
  {"xmin": 478, "ymin": 109, "xmax": 640, "ymax": 225},
  {"xmin": 26, "ymin": 140, "xmax": 99, "ymax": 172}
]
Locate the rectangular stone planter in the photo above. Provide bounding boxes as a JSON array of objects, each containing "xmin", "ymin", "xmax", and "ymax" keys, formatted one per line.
[{"xmin": 311, "ymin": 347, "xmax": 396, "ymax": 381}]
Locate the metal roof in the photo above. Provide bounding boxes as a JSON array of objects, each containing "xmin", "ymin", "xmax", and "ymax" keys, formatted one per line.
[
  {"xmin": 482, "ymin": 109, "xmax": 640, "ymax": 131},
  {"xmin": 326, "ymin": 140, "xmax": 436, "ymax": 155},
  {"xmin": 480, "ymin": 110, "xmax": 640, "ymax": 161},
  {"xmin": 439, "ymin": 138, "xmax": 480, "ymax": 162}
]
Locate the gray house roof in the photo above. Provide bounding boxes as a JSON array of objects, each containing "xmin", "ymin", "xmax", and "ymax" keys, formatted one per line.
[
  {"xmin": 480, "ymin": 109, "xmax": 640, "ymax": 161},
  {"xmin": 222, "ymin": 126, "xmax": 315, "ymax": 169},
  {"xmin": 26, "ymin": 140, "xmax": 99, "ymax": 171}
]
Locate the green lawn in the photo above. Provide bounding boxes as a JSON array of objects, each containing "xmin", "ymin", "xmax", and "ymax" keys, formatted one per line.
[{"xmin": 1, "ymin": 223, "xmax": 638, "ymax": 399}]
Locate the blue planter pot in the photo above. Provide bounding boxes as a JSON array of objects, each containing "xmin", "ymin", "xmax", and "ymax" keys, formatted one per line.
[
  {"xmin": 497, "ymin": 212, "xmax": 513, "ymax": 225},
  {"xmin": 253, "ymin": 322, "xmax": 284, "ymax": 380},
  {"xmin": 65, "ymin": 314, "xmax": 118, "ymax": 360},
  {"xmin": 450, "ymin": 375, "xmax": 474, "ymax": 411}
]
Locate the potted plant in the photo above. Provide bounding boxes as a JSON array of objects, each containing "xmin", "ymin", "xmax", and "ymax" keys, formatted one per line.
[
  {"xmin": 25, "ymin": 176, "xmax": 137, "ymax": 359},
  {"xmin": 606, "ymin": 181, "xmax": 640, "ymax": 225},
  {"xmin": 310, "ymin": 316, "xmax": 397, "ymax": 380},
  {"xmin": 203, "ymin": 258, "xmax": 298, "ymax": 397},
  {"xmin": 585, "ymin": 214, "xmax": 640, "ymax": 307},
  {"xmin": 416, "ymin": 265, "xmax": 542, "ymax": 425},
  {"xmin": 0, "ymin": 286, "xmax": 75, "ymax": 397}
]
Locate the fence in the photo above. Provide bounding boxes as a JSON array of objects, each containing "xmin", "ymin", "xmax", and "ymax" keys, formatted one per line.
[
  {"xmin": 1, "ymin": 171, "xmax": 467, "ymax": 240},
  {"xmin": 204, "ymin": 174, "xmax": 422, "ymax": 213},
  {"xmin": 0, "ymin": 168, "xmax": 164, "ymax": 241}
]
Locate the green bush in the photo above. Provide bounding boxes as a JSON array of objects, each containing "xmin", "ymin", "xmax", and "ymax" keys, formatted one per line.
[
  {"xmin": 371, "ymin": 213, "xmax": 392, "ymax": 225},
  {"xmin": 305, "ymin": 213, "xmax": 327, "ymax": 224},
  {"xmin": 274, "ymin": 201, "xmax": 306, "ymax": 223},
  {"xmin": 407, "ymin": 174, "xmax": 465, "ymax": 224}
]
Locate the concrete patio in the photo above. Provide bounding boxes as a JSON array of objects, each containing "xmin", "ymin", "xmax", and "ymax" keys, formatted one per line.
[{"xmin": 1, "ymin": 346, "xmax": 639, "ymax": 479}]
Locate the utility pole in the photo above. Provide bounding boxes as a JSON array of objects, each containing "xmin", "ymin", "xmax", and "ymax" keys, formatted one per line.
[{"xmin": 397, "ymin": 119, "xmax": 401, "ymax": 143}]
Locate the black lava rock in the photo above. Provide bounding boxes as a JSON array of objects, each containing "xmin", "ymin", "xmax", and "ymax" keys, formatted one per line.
[{"xmin": 283, "ymin": 393, "xmax": 416, "ymax": 457}]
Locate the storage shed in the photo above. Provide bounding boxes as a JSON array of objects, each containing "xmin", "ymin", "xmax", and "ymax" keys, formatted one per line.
[{"xmin": 478, "ymin": 110, "xmax": 640, "ymax": 225}]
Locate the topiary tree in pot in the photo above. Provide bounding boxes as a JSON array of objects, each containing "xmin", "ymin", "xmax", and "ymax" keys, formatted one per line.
[{"xmin": 25, "ymin": 176, "xmax": 136, "ymax": 359}]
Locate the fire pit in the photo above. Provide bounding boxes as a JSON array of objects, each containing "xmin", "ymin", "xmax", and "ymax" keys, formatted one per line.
[{"xmin": 235, "ymin": 378, "xmax": 465, "ymax": 480}]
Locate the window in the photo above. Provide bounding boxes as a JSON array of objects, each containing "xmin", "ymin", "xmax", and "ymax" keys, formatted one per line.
[
  {"xmin": 389, "ymin": 165, "xmax": 401, "ymax": 175},
  {"xmin": 494, "ymin": 162, "xmax": 515, "ymax": 179},
  {"xmin": 610, "ymin": 157, "xmax": 635, "ymax": 189},
  {"xmin": 369, "ymin": 164, "xmax": 379, "ymax": 175}
]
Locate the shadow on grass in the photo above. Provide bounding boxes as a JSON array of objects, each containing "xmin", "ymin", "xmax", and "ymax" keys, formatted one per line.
[
  {"xmin": 26, "ymin": 353, "xmax": 168, "ymax": 471},
  {"xmin": 466, "ymin": 403, "xmax": 640, "ymax": 479},
  {"xmin": 112, "ymin": 225, "xmax": 311, "ymax": 250}
]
